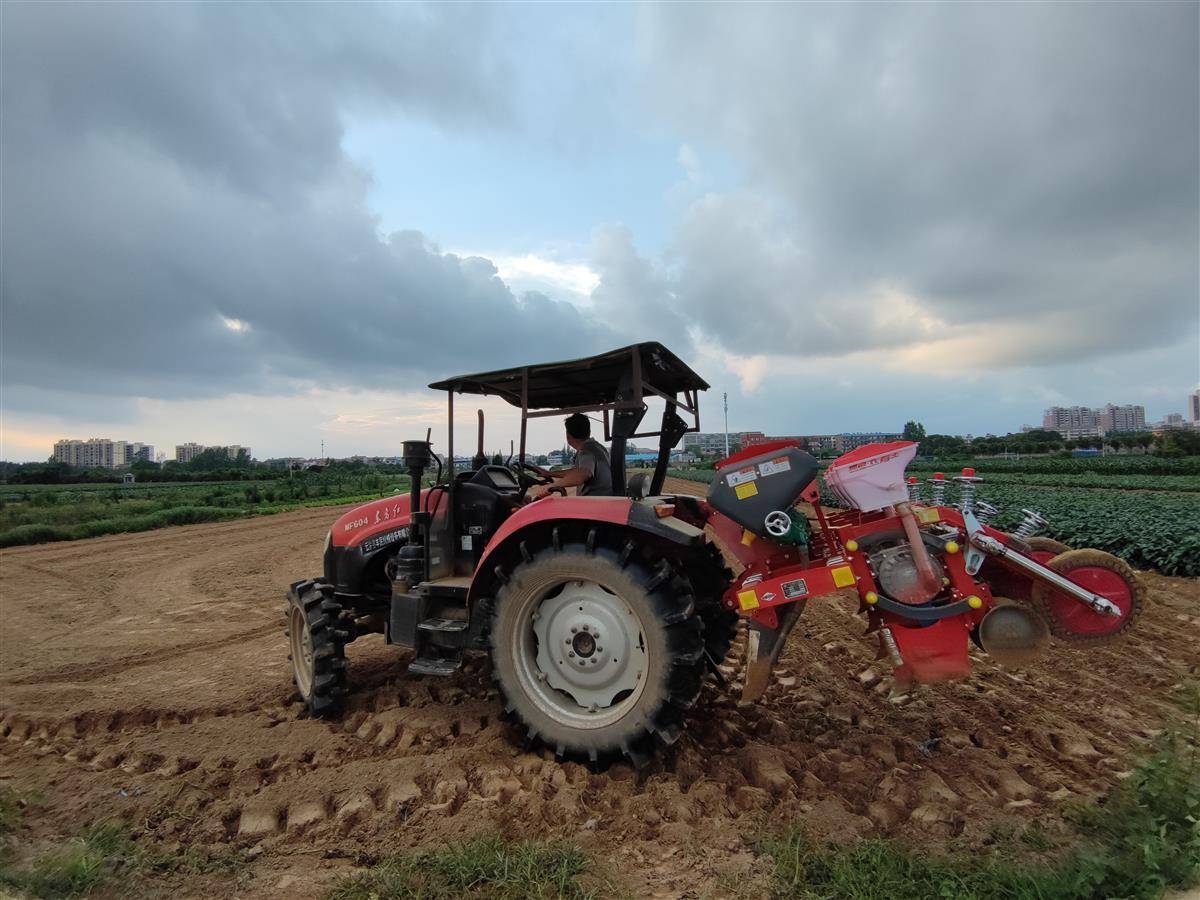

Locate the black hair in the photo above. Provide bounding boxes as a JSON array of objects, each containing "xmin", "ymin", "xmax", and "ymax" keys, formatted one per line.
[{"xmin": 564, "ymin": 413, "xmax": 591, "ymax": 440}]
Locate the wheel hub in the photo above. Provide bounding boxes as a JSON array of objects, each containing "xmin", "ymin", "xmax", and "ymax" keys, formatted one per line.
[{"xmin": 532, "ymin": 580, "xmax": 644, "ymax": 711}]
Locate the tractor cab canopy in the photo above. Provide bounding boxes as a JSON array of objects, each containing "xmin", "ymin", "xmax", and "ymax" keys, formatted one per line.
[{"xmin": 430, "ymin": 342, "xmax": 709, "ymax": 497}]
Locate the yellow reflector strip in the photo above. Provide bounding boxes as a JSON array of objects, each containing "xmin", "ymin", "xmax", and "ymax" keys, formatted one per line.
[
  {"xmin": 741, "ymin": 529, "xmax": 757, "ymax": 546},
  {"xmin": 735, "ymin": 482, "xmax": 759, "ymax": 500},
  {"xmin": 918, "ymin": 508, "xmax": 940, "ymax": 524},
  {"xmin": 831, "ymin": 566, "xmax": 856, "ymax": 588},
  {"xmin": 737, "ymin": 589, "xmax": 760, "ymax": 611}
]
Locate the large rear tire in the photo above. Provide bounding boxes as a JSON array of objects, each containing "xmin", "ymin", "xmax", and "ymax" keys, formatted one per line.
[
  {"xmin": 685, "ymin": 543, "xmax": 738, "ymax": 666},
  {"xmin": 489, "ymin": 540, "xmax": 704, "ymax": 766},
  {"xmin": 285, "ymin": 579, "xmax": 349, "ymax": 717}
]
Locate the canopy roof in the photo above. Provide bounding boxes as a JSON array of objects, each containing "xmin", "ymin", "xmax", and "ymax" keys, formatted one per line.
[{"xmin": 428, "ymin": 342, "xmax": 708, "ymax": 410}]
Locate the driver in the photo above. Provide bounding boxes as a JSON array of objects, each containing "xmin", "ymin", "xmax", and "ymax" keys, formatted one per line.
[{"xmin": 529, "ymin": 413, "xmax": 613, "ymax": 499}]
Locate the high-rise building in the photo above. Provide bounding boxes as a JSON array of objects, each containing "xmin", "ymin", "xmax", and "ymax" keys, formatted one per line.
[
  {"xmin": 174, "ymin": 443, "xmax": 252, "ymax": 463},
  {"xmin": 52, "ymin": 438, "xmax": 131, "ymax": 469},
  {"xmin": 175, "ymin": 442, "xmax": 206, "ymax": 463},
  {"xmin": 1042, "ymin": 406, "xmax": 1101, "ymax": 437},
  {"xmin": 1097, "ymin": 404, "xmax": 1146, "ymax": 433},
  {"xmin": 681, "ymin": 431, "xmax": 764, "ymax": 455},
  {"xmin": 1190, "ymin": 390, "xmax": 1200, "ymax": 423},
  {"xmin": 125, "ymin": 442, "xmax": 154, "ymax": 463},
  {"xmin": 1043, "ymin": 404, "xmax": 1145, "ymax": 437}
]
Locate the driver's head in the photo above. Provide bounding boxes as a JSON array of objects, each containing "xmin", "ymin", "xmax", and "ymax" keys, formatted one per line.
[{"xmin": 564, "ymin": 413, "xmax": 590, "ymax": 449}]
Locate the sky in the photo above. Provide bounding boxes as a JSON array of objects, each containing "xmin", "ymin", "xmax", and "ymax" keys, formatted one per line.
[{"xmin": 1, "ymin": 1, "xmax": 1197, "ymax": 462}]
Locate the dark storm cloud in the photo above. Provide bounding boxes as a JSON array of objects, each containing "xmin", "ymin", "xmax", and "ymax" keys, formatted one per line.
[
  {"xmin": 641, "ymin": 2, "xmax": 1199, "ymax": 364},
  {"xmin": 0, "ymin": 1, "xmax": 616, "ymax": 401}
]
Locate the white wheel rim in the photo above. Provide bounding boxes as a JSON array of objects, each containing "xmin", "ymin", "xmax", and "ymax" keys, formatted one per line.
[
  {"xmin": 290, "ymin": 605, "xmax": 314, "ymax": 698},
  {"xmin": 513, "ymin": 578, "xmax": 648, "ymax": 729}
]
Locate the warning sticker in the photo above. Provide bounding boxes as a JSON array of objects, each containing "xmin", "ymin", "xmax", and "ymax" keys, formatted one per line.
[
  {"xmin": 727, "ymin": 466, "xmax": 758, "ymax": 487},
  {"xmin": 735, "ymin": 482, "xmax": 759, "ymax": 500},
  {"xmin": 758, "ymin": 456, "xmax": 792, "ymax": 477},
  {"xmin": 782, "ymin": 578, "xmax": 808, "ymax": 599}
]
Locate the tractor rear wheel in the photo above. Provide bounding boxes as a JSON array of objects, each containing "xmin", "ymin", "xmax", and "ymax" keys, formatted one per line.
[
  {"xmin": 685, "ymin": 543, "xmax": 738, "ymax": 666},
  {"xmin": 489, "ymin": 539, "xmax": 705, "ymax": 766},
  {"xmin": 285, "ymin": 579, "xmax": 349, "ymax": 717}
]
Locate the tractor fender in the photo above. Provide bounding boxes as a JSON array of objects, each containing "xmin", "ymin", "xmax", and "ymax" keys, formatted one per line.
[{"xmin": 467, "ymin": 496, "xmax": 705, "ymax": 606}]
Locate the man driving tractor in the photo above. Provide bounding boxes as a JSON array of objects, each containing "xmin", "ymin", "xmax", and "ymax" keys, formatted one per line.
[{"xmin": 528, "ymin": 412, "xmax": 613, "ymax": 498}]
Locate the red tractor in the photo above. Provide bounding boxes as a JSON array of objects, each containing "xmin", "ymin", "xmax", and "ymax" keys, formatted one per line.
[{"xmin": 287, "ymin": 343, "xmax": 1142, "ymax": 766}]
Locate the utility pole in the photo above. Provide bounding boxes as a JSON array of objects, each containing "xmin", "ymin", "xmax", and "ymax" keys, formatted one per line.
[
  {"xmin": 723, "ymin": 392, "xmax": 730, "ymax": 456},
  {"xmin": 320, "ymin": 439, "xmax": 325, "ymax": 461}
]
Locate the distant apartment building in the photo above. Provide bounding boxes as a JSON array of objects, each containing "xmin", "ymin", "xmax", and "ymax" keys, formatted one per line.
[
  {"xmin": 839, "ymin": 432, "xmax": 905, "ymax": 451},
  {"xmin": 742, "ymin": 432, "xmax": 902, "ymax": 455},
  {"xmin": 175, "ymin": 443, "xmax": 252, "ymax": 463},
  {"xmin": 53, "ymin": 438, "xmax": 129, "ymax": 469},
  {"xmin": 1043, "ymin": 404, "xmax": 1145, "ymax": 438},
  {"xmin": 1097, "ymin": 404, "xmax": 1146, "ymax": 433},
  {"xmin": 681, "ymin": 431, "xmax": 764, "ymax": 455},
  {"xmin": 1190, "ymin": 390, "xmax": 1200, "ymax": 423},
  {"xmin": 125, "ymin": 442, "xmax": 154, "ymax": 463},
  {"xmin": 1042, "ymin": 406, "xmax": 1101, "ymax": 438},
  {"xmin": 175, "ymin": 442, "xmax": 206, "ymax": 463}
]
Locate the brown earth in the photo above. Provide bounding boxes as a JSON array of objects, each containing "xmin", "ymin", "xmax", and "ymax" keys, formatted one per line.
[{"xmin": 1, "ymin": 478, "xmax": 1197, "ymax": 898}]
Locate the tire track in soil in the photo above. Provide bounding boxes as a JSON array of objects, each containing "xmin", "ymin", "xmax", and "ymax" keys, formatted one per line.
[{"xmin": 0, "ymin": 489, "xmax": 1196, "ymax": 898}]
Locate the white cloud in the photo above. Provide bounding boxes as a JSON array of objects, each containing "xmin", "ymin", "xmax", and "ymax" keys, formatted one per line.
[
  {"xmin": 677, "ymin": 143, "xmax": 702, "ymax": 183},
  {"xmin": 468, "ymin": 252, "xmax": 600, "ymax": 299}
]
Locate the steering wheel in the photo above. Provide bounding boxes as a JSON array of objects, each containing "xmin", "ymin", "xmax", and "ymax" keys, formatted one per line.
[{"xmin": 517, "ymin": 460, "xmax": 555, "ymax": 485}]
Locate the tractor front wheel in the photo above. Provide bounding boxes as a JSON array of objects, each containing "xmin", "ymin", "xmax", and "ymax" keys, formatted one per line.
[
  {"xmin": 285, "ymin": 579, "xmax": 349, "ymax": 717},
  {"xmin": 489, "ymin": 540, "xmax": 704, "ymax": 766}
]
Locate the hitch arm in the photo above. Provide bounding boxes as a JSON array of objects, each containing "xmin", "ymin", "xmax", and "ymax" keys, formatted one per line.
[{"xmin": 970, "ymin": 532, "xmax": 1121, "ymax": 617}]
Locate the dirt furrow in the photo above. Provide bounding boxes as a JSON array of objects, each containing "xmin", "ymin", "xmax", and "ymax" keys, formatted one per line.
[{"xmin": 1, "ymin": 490, "xmax": 1196, "ymax": 898}]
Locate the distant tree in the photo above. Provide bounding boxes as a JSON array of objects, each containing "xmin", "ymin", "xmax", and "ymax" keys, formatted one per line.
[
  {"xmin": 920, "ymin": 434, "xmax": 968, "ymax": 457},
  {"xmin": 535, "ymin": 455, "xmax": 549, "ymax": 466},
  {"xmin": 902, "ymin": 421, "xmax": 926, "ymax": 441},
  {"xmin": 1156, "ymin": 429, "xmax": 1200, "ymax": 456},
  {"xmin": 491, "ymin": 452, "xmax": 504, "ymax": 465}
]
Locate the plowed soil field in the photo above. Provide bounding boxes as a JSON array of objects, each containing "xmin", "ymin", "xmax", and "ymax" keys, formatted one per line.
[{"xmin": 2, "ymin": 478, "xmax": 1197, "ymax": 897}]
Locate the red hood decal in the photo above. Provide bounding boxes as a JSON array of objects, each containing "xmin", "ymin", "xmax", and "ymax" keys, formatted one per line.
[{"xmin": 331, "ymin": 489, "xmax": 442, "ymax": 548}]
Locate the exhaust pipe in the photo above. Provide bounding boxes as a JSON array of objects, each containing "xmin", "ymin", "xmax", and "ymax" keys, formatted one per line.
[{"xmin": 473, "ymin": 409, "xmax": 487, "ymax": 470}]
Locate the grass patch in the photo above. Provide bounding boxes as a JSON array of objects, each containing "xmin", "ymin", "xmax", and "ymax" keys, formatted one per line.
[
  {"xmin": 327, "ymin": 836, "xmax": 599, "ymax": 900},
  {"xmin": 0, "ymin": 822, "xmax": 140, "ymax": 898},
  {"xmin": 762, "ymin": 686, "xmax": 1199, "ymax": 899}
]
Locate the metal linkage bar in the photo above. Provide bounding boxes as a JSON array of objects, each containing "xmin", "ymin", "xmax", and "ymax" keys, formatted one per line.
[{"xmin": 970, "ymin": 532, "xmax": 1120, "ymax": 617}]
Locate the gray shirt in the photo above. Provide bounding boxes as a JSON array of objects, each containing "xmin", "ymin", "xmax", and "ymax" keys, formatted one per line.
[{"xmin": 574, "ymin": 438, "xmax": 613, "ymax": 496}]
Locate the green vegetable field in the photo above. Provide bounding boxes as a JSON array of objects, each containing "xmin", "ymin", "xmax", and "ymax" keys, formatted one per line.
[{"xmin": 0, "ymin": 474, "xmax": 412, "ymax": 549}]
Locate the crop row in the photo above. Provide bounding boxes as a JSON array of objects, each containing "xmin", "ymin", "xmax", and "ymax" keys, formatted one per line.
[
  {"xmin": 928, "ymin": 455, "xmax": 1200, "ymax": 476},
  {"xmin": 908, "ymin": 470, "xmax": 1200, "ymax": 493}
]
